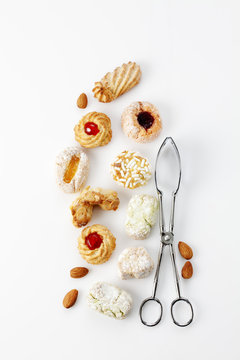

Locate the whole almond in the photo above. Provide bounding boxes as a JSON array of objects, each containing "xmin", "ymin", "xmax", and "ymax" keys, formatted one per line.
[
  {"xmin": 77, "ymin": 93, "xmax": 88, "ymax": 109},
  {"xmin": 182, "ymin": 261, "xmax": 193, "ymax": 279},
  {"xmin": 63, "ymin": 289, "xmax": 78, "ymax": 308},
  {"xmin": 178, "ymin": 241, "xmax": 193, "ymax": 260},
  {"xmin": 70, "ymin": 267, "xmax": 89, "ymax": 278}
]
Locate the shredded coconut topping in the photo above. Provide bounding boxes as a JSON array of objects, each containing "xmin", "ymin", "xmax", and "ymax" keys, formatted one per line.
[{"xmin": 110, "ymin": 150, "xmax": 151, "ymax": 189}]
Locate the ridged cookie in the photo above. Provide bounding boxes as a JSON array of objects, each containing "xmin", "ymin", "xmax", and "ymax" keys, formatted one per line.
[
  {"xmin": 78, "ymin": 224, "xmax": 116, "ymax": 264},
  {"xmin": 92, "ymin": 62, "xmax": 141, "ymax": 103},
  {"xmin": 74, "ymin": 112, "xmax": 112, "ymax": 148}
]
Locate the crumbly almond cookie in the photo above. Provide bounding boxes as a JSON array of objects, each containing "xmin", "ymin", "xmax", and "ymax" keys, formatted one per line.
[
  {"xmin": 56, "ymin": 146, "xmax": 89, "ymax": 193},
  {"xmin": 92, "ymin": 62, "xmax": 141, "ymax": 103},
  {"xmin": 74, "ymin": 112, "xmax": 112, "ymax": 148},
  {"xmin": 110, "ymin": 150, "xmax": 151, "ymax": 189},
  {"xmin": 121, "ymin": 101, "xmax": 162, "ymax": 143},
  {"xmin": 78, "ymin": 224, "xmax": 116, "ymax": 265},
  {"xmin": 88, "ymin": 282, "xmax": 132, "ymax": 319},
  {"xmin": 118, "ymin": 247, "xmax": 154, "ymax": 279},
  {"xmin": 125, "ymin": 194, "xmax": 158, "ymax": 239},
  {"xmin": 70, "ymin": 186, "xmax": 120, "ymax": 228}
]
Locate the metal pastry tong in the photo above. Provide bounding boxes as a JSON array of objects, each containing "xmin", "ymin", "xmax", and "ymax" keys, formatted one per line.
[{"xmin": 139, "ymin": 137, "xmax": 194, "ymax": 327}]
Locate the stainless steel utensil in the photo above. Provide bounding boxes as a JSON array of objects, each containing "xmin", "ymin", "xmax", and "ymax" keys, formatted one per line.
[{"xmin": 139, "ymin": 137, "xmax": 194, "ymax": 327}]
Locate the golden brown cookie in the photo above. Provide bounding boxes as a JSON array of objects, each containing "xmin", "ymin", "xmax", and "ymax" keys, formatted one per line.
[
  {"xmin": 92, "ymin": 62, "xmax": 141, "ymax": 103},
  {"xmin": 78, "ymin": 224, "xmax": 116, "ymax": 264},
  {"xmin": 74, "ymin": 112, "xmax": 112, "ymax": 148},
  {"xmin": 121, "ymin": 102, "xmax": 162, "ymax": 143},
  {"xmin": 70, "ymin": 186, "xmax": 120, "ymax": 227},
  {"xmin": 110, "ymin": 150, "xmax": 152, "ymax": 189}
]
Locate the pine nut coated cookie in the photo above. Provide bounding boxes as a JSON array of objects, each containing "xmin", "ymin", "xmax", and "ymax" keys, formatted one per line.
[
  {"xmin": 78, "ymin": 224, "xmax": 116, "ymax": 264},
  {"xmin": 70, "ymin": 186, "xmax": 120, "ymax": 228},
  {"xmin": 92, "ymin": 61, "xmax": 141, "ymax": 103},
  {"xmin": 74, "ymin": 112, "xmax": 112, "ymax": 148},
  {"xmin": 88, "ymin": 282, "xmax": 132, "ymax": 319},
  {"xmin": 56, "ymin": 146, "xmax": 89, "ymax": 193}
]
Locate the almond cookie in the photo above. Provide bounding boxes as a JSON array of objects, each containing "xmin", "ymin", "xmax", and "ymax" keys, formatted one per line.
[
  {"xmin": 88, "ymin": 282, "xmax": 132, "ymax": 319},
  {"xmin": 110, "ymin": 150, "xmax": 151, "ymax": 189},
  {"xmin": 56, "ymin": 146, "xmax": 89, "ymax": 193},
  {"xmin": 70, "ymin": 186, "xmax": 120, "ymax": 228},
  {"xmin": 92, "ymin": 61, "xmax": 141, "ymax": 103},
  {"xmin": 125, "ymin": 194, "xmax": 158, "ymax": 239},
  {"xmin": 118, "ymin": 247, "xmax": 154, "ymax": 279},
  {"xmin": 74, "ymin": 112, "xmax": 112, "ymax": 148},
  {"xmin": 121, "ymin": 101, "xmax": 162, "ymax": 143},
  {"xmin": 78, "ymin": 224, "xmax": 116, "ymax": 264}
]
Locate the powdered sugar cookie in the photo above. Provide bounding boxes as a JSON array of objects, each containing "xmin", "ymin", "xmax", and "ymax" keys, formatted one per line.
[
  {"xmin": 88, "ymin": 282, "xmax": 132, "ymax": 319},
  {"xmin": 118, "ymin": 247, "xmax": 154, "ymax": 279},
  {"xmin": 121, "ymin": 101, "xmax": 162, "ymax": 143},
  {"xmin": 56, "ymin": 146, "xmax": 89, "ymax": 193},
  {"xmin": 125, "ymin": 194, "xmax": 158, "ymax": 239}
]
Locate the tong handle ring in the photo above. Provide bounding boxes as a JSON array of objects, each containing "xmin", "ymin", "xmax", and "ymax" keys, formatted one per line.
[
  {"xmin": 171, "ymin": 297, "xmax": 194, "ymax": 327},
  {"xmin": 139, "ymin": 297, "xmax": 163, "ymax": 327}
]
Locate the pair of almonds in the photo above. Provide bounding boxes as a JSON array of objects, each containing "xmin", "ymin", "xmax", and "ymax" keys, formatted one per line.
[
  {"xmin": 178, "ymin": 242, "xmax": 194, "ymax": 279},
  {"xmin": 63, "ymin": 267, "xmax": 89, "ymax": 309}
]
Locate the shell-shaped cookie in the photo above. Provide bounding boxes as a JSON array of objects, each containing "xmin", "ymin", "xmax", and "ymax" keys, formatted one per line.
[
  {"xmin": 92, "ymin": 62, "xmax": 141, "ymax": 103},
  {"xmin": 74, "ymin": 112, "xmax": 112, "ymax": 148},
  {"xmin": 88, "ymin": 282, "xmax": 132, "ymax": 319},
  {"xmin": 56, "ymin": 146, "xmax": 89, "ymax": 193},
  {"xmin": 78, "ymin": 224, "xmax": 116, "ymax": 264},
  {"xmin": 118, "ymin": 247, "xmax": 154, "ymax": 279}
]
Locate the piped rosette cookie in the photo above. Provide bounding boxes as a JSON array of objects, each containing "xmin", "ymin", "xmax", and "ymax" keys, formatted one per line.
[
  {"xmin": 56, "ymin": 146, "xmax": 89, "ymax": 193},
  {"xmin": 110, "ymin": 150, "xmax": 151, "ymax": 189},
  {"xmin": 74, "ymin": 112, "xmax": 112, "ymax": 148},
  {"xmin": 78, "ymin": 224, "xmax": 116, "ymax": 264}
]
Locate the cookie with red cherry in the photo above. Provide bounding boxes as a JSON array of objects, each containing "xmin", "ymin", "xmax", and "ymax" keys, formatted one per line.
[{"xmin": 74, "ymin": 112, "xmax": 112, "ymax": 148}]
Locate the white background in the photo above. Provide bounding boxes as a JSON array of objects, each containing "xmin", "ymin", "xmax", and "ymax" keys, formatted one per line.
[{"xmin": 0, "ymin": 1, "xmax": 240, "ymax": 359}]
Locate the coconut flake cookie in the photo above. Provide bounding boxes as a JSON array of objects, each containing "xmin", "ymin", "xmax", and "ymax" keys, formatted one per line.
[
  {"xmin": 121, "ymin": 101, "xmax": 162, "ymax": 143},
  {"xmin": 74, "ymin": 112, "xmax": 112, "ymax": 148},
  {"xmin": 56, "ymin": 146, "xmax": 89, "ymax": 193},
  {"xmin": 88, "ymin": 282, "xmax": 132, "ymax": 319},
  {"xmin": 125, "ymin": 194, "xmax": 158, "ymax": 239},
  {"xmin": 78, "ymin": 224, "xmax": 116, "ymax": 264},
  {"xmin": 118, "ymin": 247, "xmax": 154, "ymax": 280},
  {"xmin": 110, "ymin": 150, "xmax": 151, "ymax": 189}
]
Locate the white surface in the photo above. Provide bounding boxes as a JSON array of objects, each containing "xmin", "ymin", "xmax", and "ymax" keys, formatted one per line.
[{"xmin": 0, "ymin": 1, "xmax": 240, "ymax": 359}]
